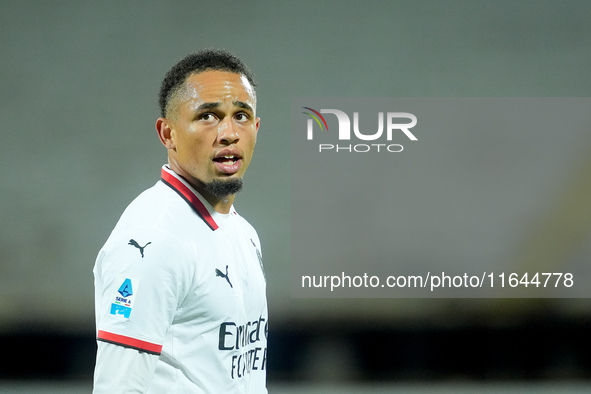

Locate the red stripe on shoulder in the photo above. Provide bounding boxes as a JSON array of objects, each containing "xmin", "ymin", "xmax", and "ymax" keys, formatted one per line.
[
  {"xmin": 97, "ymin": 330, "xmax": 163, "ymax": 355},
  {"xmin": 161, "ymin": 168, "xmax": 219, "ymax": 231}
]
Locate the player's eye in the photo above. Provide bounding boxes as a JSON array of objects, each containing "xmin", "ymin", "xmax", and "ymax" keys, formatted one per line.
[
  {"xmin": 199, "ymin": 113, "xmax": 217, "ymax": 122},
  {"xmin": 235, "ymin": 113, "xmax": 249, "ymax": 122}
]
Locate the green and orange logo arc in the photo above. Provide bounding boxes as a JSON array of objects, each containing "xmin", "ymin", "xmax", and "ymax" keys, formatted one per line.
[{"xmin": 302, "ymin": 107, "xmax": 329, "ymax": 132}]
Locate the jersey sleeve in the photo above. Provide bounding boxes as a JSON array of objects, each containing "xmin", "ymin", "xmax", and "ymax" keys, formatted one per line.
[
  {"xmin": 93, "ymin": 341, "xmax": 159, "ymax": 393},
  {"xmin": 93, "ymin": 227, "xmax": 195, "ymax": 387}
]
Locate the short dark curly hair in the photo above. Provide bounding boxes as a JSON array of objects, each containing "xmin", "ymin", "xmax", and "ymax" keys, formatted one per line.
[{"xmin": 158, "ymin": 49, "xmax": 257, "ymax": 118}]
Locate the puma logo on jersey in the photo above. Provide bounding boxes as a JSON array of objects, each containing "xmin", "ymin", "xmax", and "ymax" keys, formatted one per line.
[
  {"xmin": 128, "ymin": 239, "xmax": 151, "ymax": 258},
  {"xmin": 215, "ymin": 265, "xmax": 233, "ymax": 288}
]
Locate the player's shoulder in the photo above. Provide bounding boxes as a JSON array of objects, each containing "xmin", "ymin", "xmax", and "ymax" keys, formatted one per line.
[
  {"xmin": 121, "ymin": 181, "xmax": 175, "ymax": 220},
  {"xmin": 99, "ymin": 181, "xmax": 204, "ymax": 256},
  {"xmin": 229, "ymin": 208, "xmax": 262, "ymax": 245},
  {"xmin": 95, "ymin": 183, "xmax": 198, "ymax": 279},
  {"xmin": 115, "ymin": 181, "xmax": 205, "ymax": 232}
]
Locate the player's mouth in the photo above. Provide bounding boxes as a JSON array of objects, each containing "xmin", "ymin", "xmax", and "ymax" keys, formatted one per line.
[{"xmin": 213, "ymin": 150, "xmax": 243, "ymax": 175}]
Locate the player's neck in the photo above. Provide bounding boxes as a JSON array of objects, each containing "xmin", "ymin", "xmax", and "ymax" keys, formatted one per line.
[
  {"xmin": 185, "ymin": 179, "xmax": 236, "ymax": 214},
  {"xmin": 202, "ymin": 192, "xmax": 235, "ymax": 214},
  {"xmin": 167, "ymin": 163, "xmax": 235, "ymax": 214}
]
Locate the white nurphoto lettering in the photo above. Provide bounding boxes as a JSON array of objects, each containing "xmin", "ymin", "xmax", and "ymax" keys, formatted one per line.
[
  {"xmin": 321, "ymin": 109, "xmax": 351, "ymax": 140},
  {"xmin": 353, "ymin": 144, "xmax": 370, "ymax": 152},
  {"xmin": 306, "ymin": 119, "xmax": 314, "ymax": 140},
  {"xmin": 387, "ymin": 144, "xmax": 404, "ymax": 152},
  {"xmin": 353, "ymin": 112, "xmax": 384, "ymax": 140},
  {"xmin": 387, "ymin": 112, "xmax": 417, "ymax": 140}
]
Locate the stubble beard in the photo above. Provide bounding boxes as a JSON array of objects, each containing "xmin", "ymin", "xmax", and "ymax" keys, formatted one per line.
[{"xmin": 203, "ymin": 178, "xmax": 243, "ymax": 199}]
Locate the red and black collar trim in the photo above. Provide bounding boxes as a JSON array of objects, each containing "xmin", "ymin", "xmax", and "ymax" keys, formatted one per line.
[{"xmin": 160, "ymin": 167, "xmax": 219, "ymax": 231}]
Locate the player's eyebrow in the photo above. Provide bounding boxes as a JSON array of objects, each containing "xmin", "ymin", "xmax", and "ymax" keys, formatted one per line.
[
  {"xmin": 195, "ymin": 101, "xmax": 254, "ymax": 113},
  {"xmin": 233, "ymin": 101, "xmax": 254, "ymax": 113},
  {"xmin": 196, "ymin": 102, "xmax": 221, "ymax": 111}
]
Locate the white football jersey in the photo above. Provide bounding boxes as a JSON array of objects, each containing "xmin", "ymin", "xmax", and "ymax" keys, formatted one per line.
[{"xmin": 93, "ymin": 165, "xmax": 268, "ymax": 393}]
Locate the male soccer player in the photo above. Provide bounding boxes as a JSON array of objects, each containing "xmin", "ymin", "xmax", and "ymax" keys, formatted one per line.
[{"xmin": 93, "ymin": 49, "xmax": 267, "ymax": 393}]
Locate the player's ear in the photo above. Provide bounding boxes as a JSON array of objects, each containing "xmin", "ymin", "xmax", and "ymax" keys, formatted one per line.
[{"xmin": 156, "ymin": 117, "xmax": 176, "ymax": 150}]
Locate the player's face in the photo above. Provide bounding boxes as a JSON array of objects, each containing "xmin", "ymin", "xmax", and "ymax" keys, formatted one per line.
[{"xmin": 163, "ymin": 70, "xmax": 259, "ymax": 196}]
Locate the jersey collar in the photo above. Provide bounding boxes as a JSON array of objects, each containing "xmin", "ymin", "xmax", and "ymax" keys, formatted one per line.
[{"xmin": 160, "ymin": 166, "xmax": 220, "ymax": 231}]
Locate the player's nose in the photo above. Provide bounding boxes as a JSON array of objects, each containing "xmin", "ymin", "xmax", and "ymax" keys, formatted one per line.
[{"xmin": 218, "ymin": 117, "xmax": 240, "ymax": 145}]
